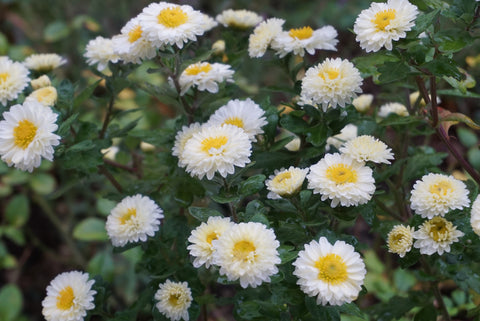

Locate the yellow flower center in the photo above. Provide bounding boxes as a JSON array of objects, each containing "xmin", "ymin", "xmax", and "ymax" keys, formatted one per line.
[
  {"xmin": 319, "ymin": 68, "xmax": 340, "ymax": 80},
  {"xmin": 168, "ymin": 293, "xmax": 181, "ymax": 307},
  {"xmin": 201, "ymin": 136, "xmax": 228, "ymax": 154},
  {"xmin": 326, "ymin": 163, "xmax": 358, "ymax": 184},
  {"xmin": 372, "ymin": 9, "xmax": 396, "ymax": 31},
  {"xmin": 128, "ymin": 25, "xmax": 143, "ymax": 43},
  {"xmin": 56, "ymin": 286, "xmax": 75, "ymax": 310},
  {"xmin": 233, "ymin": 240, "xmax": 256, "ymax": 261},
  {"xmin": 157, "ymin": 7, "xmax": 188, "ymax": 28},
  {"xmin": 315, "ymin": 253, "xmax": 348, "ymax": 285},
  {"xmin": 0, "ymin": 72, "xmax": 9, "ymax": 84},
  {"xmin": 223, "ymin": 116, "xmax": 244, "ymax": 129},
  {"xmin": 273, "ymin": 171, "xmax": 292, "ymax": 184},
  {"xmin": 429, "ymin": 180, "xmax": 452, "ymax": 197},
  {"xmin": 120, "ymin": 208, "xmax": 137, "ymax": 224},
  {"xmin": 425, "ymin": 217, "xmax": 451, "ymax": 242},
  {"xmin": 185, "ymin": 63, "xmax": 212, "ymax": 76},
  {"xmin": 289, "ymin": 26, "xmax": 314, "ymax": 40},
  {"xmin": 13, "ymin": 119, "xmax": 37, "ymax": 149},
  {"xmin": 206, "ymin": 232, "xmax": 217, "ymax": 245}
]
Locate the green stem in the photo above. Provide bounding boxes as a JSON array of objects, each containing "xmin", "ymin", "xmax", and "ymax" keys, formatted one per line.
[
  {"xmin": 99, "ymin": 93, "xmax": 115, "ymax": 139},
  {"xmin": 98, "ymin": 165, "xmax": 123, "ymax": 193},
  {"xmin": 420, "ymin": 257, "xmax": 451, "ymax": 321}
]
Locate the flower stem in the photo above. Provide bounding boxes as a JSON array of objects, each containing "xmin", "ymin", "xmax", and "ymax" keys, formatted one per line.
[{"xmin": 420, "ymin": 257, "xmax": 451, "ymax": 321}]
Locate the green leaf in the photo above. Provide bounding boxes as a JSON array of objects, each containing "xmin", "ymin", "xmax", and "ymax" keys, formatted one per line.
[
  {"xmin": 353, "ymin": 53, "xmax": 399, "ymax": 77},
  {"xmin": 29, "ymin": 173, "xmax": 56, "ymax": 195},
  {"xmin": 0, "ymin": 284, "xmax": 22, "ymax": 321},
  {"xmin": 434, "ymin": 29, "xmax": 471, "ymax": 54},
  {"xmin": 414, "ymin": 304, "xmax": 437, "ymax": 321},
  {"xmin": 96, "ymin": 198, "xmax": 116, "ymax": 216},
  {"xmin": 43, "ymin": 21, "xmax": 70, "ymax": 42},
  {"xmin": 239, "ymin": 174, "xmax": 266, "ymax": 196},
  {"xmin": 278, "ymin": 245, "xmax": 297, "ymax": 264},
  {"xmin": 305, "ymin": 296, "xmax": 340, "ymax": 321},
  {"xmin": 457, "ymin": 127, "xmax": 478, "ymax": 148},
  {"xmin": 188, "ymin": 207, "xmax": 223, "ymax": 221},
  {"xmin": 57, "ymin": 113, "xmax": 79, "ymax": 137},
  {"xmin": 5, "ymin": 195, "xmax": 29, "ymax": 228},
  {"xmin": 279, "ymin": 113, "xmax": 308, "ymax": 134},
  {"xmin": 87, "ymin": 250, "xmax": 114, "ymax": 282},
  {"xmin": 378, "ymin": 62, "xmax": 411, "ymax": 83},
  {"xmin": 73, "ymin": 218, "xmax": 108, "ymax": 241},
  {"xmin": 306, "ymin": 124, "xmax": 328, "ymax": 147},
  {"xmin": 421, "ymin": 57, "xmax": 461, "ymax": 79},
  {"xmin": 410, "ymin": 9, "xmax": 440, "ymax": 37},
  {"xmin": 74, "ymin": 80, "xmax": 102, "ymax": 109},
  {"xmin": 467, "ymin": 148, "xmax": 480, "ymax": 170}
]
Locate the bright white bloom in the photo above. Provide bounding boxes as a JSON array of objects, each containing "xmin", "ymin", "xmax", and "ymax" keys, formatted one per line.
[
  {"xmin": 24, "ymin": 53, "xmax": 67, "ymax": 72},
  {"xmin": 101, "ymin": 145, "xmax": 119, "ymax": 161},
  {"xmin": 187, "ymin": 216, "xmax": 234, "ymax": 268},
  {"xmin": 31, "ymin": 75, "xmax": 51, "ymax": 90},
  {"xmin": 212, "ymin": 222, "xmax": 280, "ymax": 288},
  {"xmin": 207, "ymin": 98, "xmax": 267, "ymax": 142},
  {"xmin": 307, "ymin": 153, "xmax": 376, "ymax": 208},
  {"xmin": 182, "ymin": 124, "xmax": 252, "ymax": 180},
  {"xmin": 112, "ymin": 17, "xmax": 157, "ymax": 64},
  {"xmin": 471, "ymin": 195, "xmax": 480, "ymax": 236},
  {"xmin": 285, "ymin": 136, "xmax": 301, "ymax": 152},
  {"xmin": 0, "ymin": 100, "xmax": 60, "ymax": 172},
  {"xmin": 352, "ymin": 94, "xmax": 373, "ymax": 113},
  {"xmin": 0, "ymin": 57, "xmax": 30, "ymax": 105},
  {"xmin": 271, "ymin": 25, "xmax": 338, "ymax": 58},
  {"xmin": 172, "ymin": 122, "xmax": 202, "ymax": 168},
  {"xmin": 248, "ymin": 18, "xmax": 285, "ymax": 58},
  {"xmin": 410, "ymin": 173, "xmax": 470, "ymax": 219},
  {"xmin": 216, "ymin": 9, "xmax": 262, "ymax": 29},
  {"xmin": 378, "ymin": 102, "xmax": 409, "ymax": 118},
  {"xmin": 84, "ymin": 36, "xmax": 120, "ymax": 71},
  {"xmin": 293, "ymin": 237, "xmax": 366, "ymax": 306},
  {"xmin": 105, "ymin": 194, "xmax": 164, "ymax": 247},
  {"xmin": 25, "ymin": 86, "xmax": 57, "ymax": 107},
  {"xmin": 325, "ymin": 124, "xmax": 358, "ymax": 151},
  {"xmin": 413, "ymin": 217, "xmax": 464, "ymax": 255},
  {"xmin": 178, "ymin": 62, "xmax": 234, "ymax": 95},
  {"xmin": 265, "ymin": 166, "xmax": 308, "ymax": 199},
  {"xmin": 340, "ymin": 135, "xmax": 394, "ymax": 164},
  {"xmin": 300, "ymin": 58, "xmax": 363, "ymax": 111},
  {"xmin": 387, "ymin": 225, "xmax": 414, "ymax": 257},
  {"xmin": 155, "ymin": 280, "xmax": 192, "ymax": 321},
  {"xmin": 42, "ymin": 271, "xmax": 96, "ymax": 321},
  {"xmin": 354, "ymin": 0, "xmax": 419, "ymax": 52},
  {"xmin": 139, "ymin": 2, "xmax": 213, "ymax": 49}
]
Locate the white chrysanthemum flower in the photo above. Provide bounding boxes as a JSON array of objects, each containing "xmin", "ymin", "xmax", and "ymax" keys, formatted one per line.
[
  {"xmin": 155, "ymin": 280, "xmax": 192, "ymax": 321},
  {"xmin": 307, "ymin": 153, "xmax": 376, "ymax": 208},
  {"xmin": 216, "ymin": 9, "xmax": 262, "ymax": 29},
  {"xmin": 178, "ymin": 62, "xmax": 234, "ymax": 95},
  {"xmin": 352, "ymin": 94, "xmax": 373, "ymax": 113},
  {"xmin": 285, "ymin": 136, "xmax": 301, "ymax": 152},
  {"xmin": 271, "ymin": 25, "xmax": 338, "ymax": 58},
  {"xmin": 212, "ymin": 222, "xmax": 281, "ymax": 288},
  {"xmin": 31, "ymin": 75, "xmax": 51, "ymax": 90},
  {"xmin": 340, "ymin": 135, "xmax": 394, "ymax": 164},
  {"xmin": 413, "ymin": 217, "xmax": 464, "ymax": 255},
  {"xmin": 172, "ymin": 122, "xmax": 202, "ymax": 168},
  {"xmin": 300, "ymin": 58, "xmax": 363, "ymax": 111},
  {"xmin": 138, "ymin": 2, "xmax": 212, "ymax": 49},
  {"xmin": 293, "ymin": 237, "xmax": 366, "ymax": 306},
  {"xmin": 25, "ymin": 86, "xmax": 57, "ymax": 107},
  {"xmin": 387, "ymin": 225, "xmax": 414, "ymax": 257},
  {"xmin": 105, "ymin": 194, "xmax": 164, "ymax": 247},
  {"xmin": 248, "ymin": 18, "xmax": 285, "ymax": 58},
  {"xmin": 112, "ymin": 17, "xmax": 157, "ymax": 64},
  {"xmin": 212, "ymin": 39, "xmax": 226, "ymax": 55},
  {"xmin": 200, "ymin": 13, "xmax": 219, "ymax": 32},
  {"xmin": 265, "ymin": 166, "xmax": 309, "ymax": 199},
  {"xmin": 0, "ymin": 100, "xmax": 60, "ymax": 172},
  {"xmin": 42, "ymin": 271, "xmax": 96, "ymax": 321},
  {"xmin": 24, "ymin": 53, "xmax": 67, "ymax": 72},
  {"xmin": 354, "ymin": 0, "xmax": 419, "ymax": 52},
  {"xmin": 0, "ymin": 57, "xmax": 30, "ymax": 106},
  {"xmin": 187, "ymin": 216, "xmax": 234, "ymax": 268},
  {"xmin": 84, "ymin": 36, "xmax": 120, "ymax": 71},
  {"xmin": 182, "ymin": 124, "xmax": 252, "ymax": 180},
  {"xmin": 325, "ymin": 124, "xmax": 358, "ymax": 151},
  {"xmin": 377, "ymin": 102, "xmax": 409, "ymax": 118},
  {"xmin": 471, "ymin": 195, "xmax": 480, "ymax": 237},
  {"xmin": 410, "ymin": 173, "xmax": 470, "ymax": 219},
  {"xmin": 207, "ymin": 98, "xmax": 267, "ymax": 142}
]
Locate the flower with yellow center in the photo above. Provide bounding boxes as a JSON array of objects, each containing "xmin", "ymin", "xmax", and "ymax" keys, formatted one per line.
[
  {"xmin": 307, "ymin": 153, "xmax": 375, "ymax": 207},
  {"xmin": 212, "ymin": 222, "xmax": 281, "ymax": 288},
  {"xmin": 42, "ymin": 271, "xmax": 96, "ymax": 321},
  {"xmin": 216, "ymin": 9, "xmax": 263, "ymax": 29},
  {"xmin": 84, "ymin": 36, "xmax": 120, "ymax": 71},
  {"xmin": 155, "ymin": 280, "xmax": 192, "ymax": 321},
  {"xmin": 187, "ymin": 216, "xmax": 234, "ymax": 268},
  {"xmin": 265, "ymin": 166, "xmax": 309, "ymax": 199},
  {"xmin": 293, "ymin": 237, "xmax": 366, "ymax": 306},
  {"xmin": 271, "ymin": 25, "xmax": 338, "ymax": 58},
  {"xmin": 0, "ymin": 57, "xmax": 30, "ymax": 106},
  {"xmin": 0, "ymin": 100, "xmax": 60, "ymax": 172},
  {"xmin": 26, "ymin": 86, "xmax": 58, "ymax": 107},
  {"xmin": 354, "ymin": 0, "xmax": 418, "ymax": 52},
  {"xmin": 387, "ymin": 225, "xmax": 415, "ymax": 257},
  {"xmin": 207, "ymin": 98, "xmax": 267, "ymax": 142},
  {"xmin": 410, "ymin": 173, "xmax": 470, "ymax": 219},
  {"xmin": 340, "ymin": 135, "xmax": 394, "ymax": 164},
  {"xmin": 413, "ymin": 217, "xmax": 464, "ymax": 255},
  {"xmin": 248, "ymin": 18, "xmax": 285, "ymax": 58},
  {"xmin": 24, "ymin": 53, "xmax": 67, "ymax": 72},
  {"xmin": 172, "ymin": 122, "xmax": 203, "ymax": 168},
  {"xmin": 105, "ymin": 194, "xmax": 164, "ymax": 247},
  {"xmin": 178, "ymin": 61, "xmax": 234, "ymax": 95},
  {"xmin": 377, "ymin": 102, "xmax": 409, "ymax": 118},
  {"xmin": 112, "ymin": 17, "xmax": 157, "ymax": 64}
]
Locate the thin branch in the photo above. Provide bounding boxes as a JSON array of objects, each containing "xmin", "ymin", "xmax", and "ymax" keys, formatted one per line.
[
  {"xmin": 99, "ymin": 94, "xmax": 115, "ymax": 139},
  {"xmin": 98, "ymin": 165, "xmax": 123, "ymax": 193},
  {"xmin": 103, "ymin": 158, "xmax": 137, "ymax": 173},
  {"xmin": 430, "ymin": 76, "xmax": 438, "ymax": 127},
  {"xmin": 420, "ymin": 257, "xmax": 451, "ymax": 321}
]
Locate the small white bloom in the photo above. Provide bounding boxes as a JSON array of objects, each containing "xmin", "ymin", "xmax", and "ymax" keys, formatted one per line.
[
  {"xmin": 106, "ymin": 194, "xmax": 164, "ymax": 247},
  {"xmin": 285, "ymin": 136, "xmax": 301, "ymax": 152},
  {"xmin": 265, "ymin": 166, "xmax": 308, "ymax": 199},
  {"xmin": 155, "ymin": 280, "xmax": 192, "ymax": 321},
  {"xmin": 84, "ymin": 36, "xmax": 120, "ymax": 71},
  {"xmin": 25, "ymin": 86, "xmax": 58, "ymax": 107},
  {"xmin": 413, "ymin": 217, "xmax": 464, "ymax": 255},
  {"xmin": 0, "ymin": 57, "xmax": 30, "ymax": 106},
  {"xmin": 24, "ymin": 53, "xmax": 67, "ymax": 72},
  {"xmin": 378, "ymin": 102, "xmax": 409, "ymax": 118},
  {"xmin": 42, "ymin": 271, "xmax": 96, "ymax": 321},
  {"xmin": 172, "ymin": 122, "xmax": 202, "ymax": 168},
  {"xmin": 31, "ymin": 75, "xmax": 51, "ymax": 90},
  {"xmin": 178, "ymin": 62, "xmax": 234, "ymax": 95},
  {"xmin": 207, "ymin": 98, "xmax": 267, "ymax": 142},
  {"xmin": 410, "ymin": 173, "xmax": 470, "ymax": 219},
  {"xmin": 216, "ymin": 9, "xmax": 262, "ymax": 29},
  {"xmin": 0, "ymin": 100, "xmax": 60, "ymax": 172},
  {"xmin": 248, "ymin": 18, "xmax": 285, "ymax": 58},
  {"xmin": 352, "ymin": 94, "xmax": 373, "ymax": 113},
  {"xmin": 293, "ymin": 237, "xmax": 366, "ymax": 306},
  {"xmin": 340, "ymin": 135, "xmax": 394, "ymax": 164},
  {"xmin": 112, "ymin": 17, "xmax": 157, "ymax": 64},
  {"xmin": 325, "ymin": 124, "xmax": 358, "ymax": 151},
  {"xmin": 471, "ymin": 195, "xmax": 480, "ymax": 237},
  {"xmin": 387, "ymin": 225, "xmax": 415, "ymax": 257}
]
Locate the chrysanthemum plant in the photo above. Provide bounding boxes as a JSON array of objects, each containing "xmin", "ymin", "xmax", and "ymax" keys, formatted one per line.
[{"xmin": 2, "ymin": 1, "xmax": 480, "ymax": 320}]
